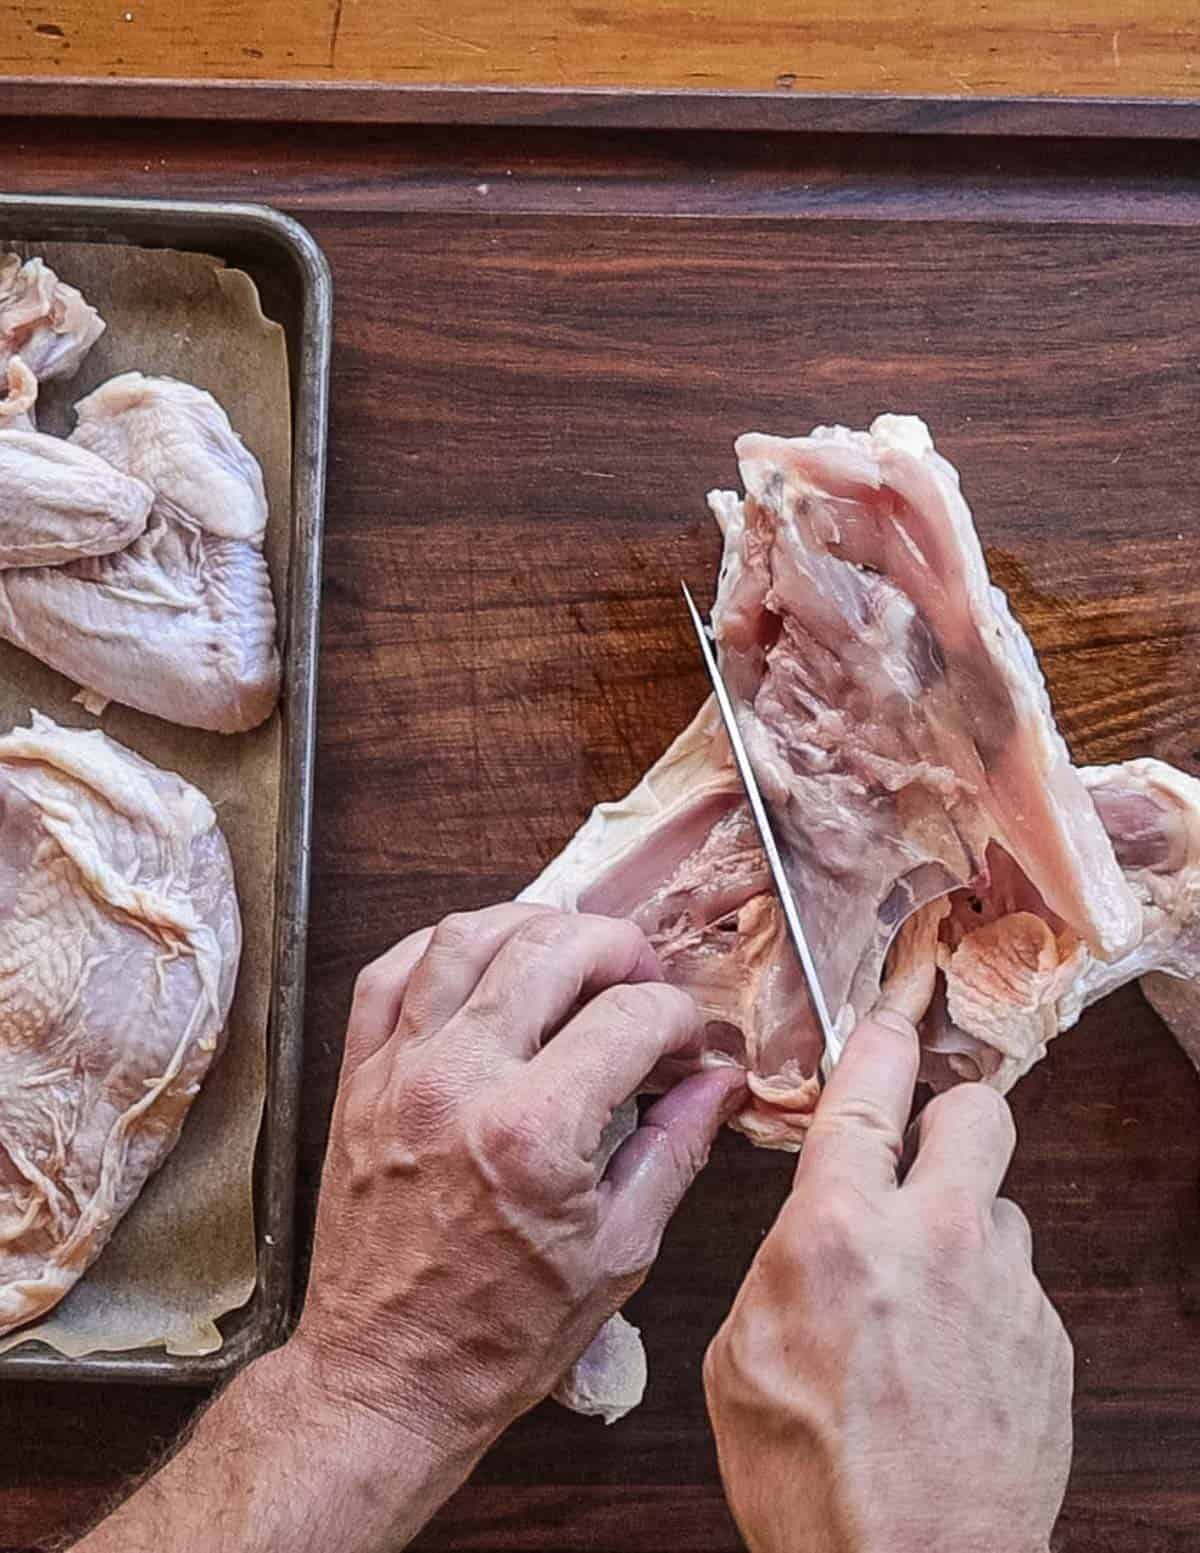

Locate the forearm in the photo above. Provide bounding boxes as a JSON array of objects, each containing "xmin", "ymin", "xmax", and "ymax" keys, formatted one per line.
[
  {"xmin": 72, "ymin": 1340, "xmax": 487, "ymax": 1553},
  {"xmin": 70, "ymin": 904, "xmax": 736, "ymax": 1553}
]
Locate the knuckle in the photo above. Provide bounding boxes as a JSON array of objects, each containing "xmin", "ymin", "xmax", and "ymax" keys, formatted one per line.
[
  {"xmin": 512, "ymin": 911, "xmax": 650, "ymax": 971},
  {"xmin": 702, "ymin": 1322, "xmax": 746, "ymax": 1404},
  {"xmin": 596, "ymin": 981, "xmax": 661, "ymax": 1026},
  {"xmin": 997, "ymin": 1196, "xmax": 1031, "ymax": 1236},
  {"xmin": 703, "ymin": 1297, "xmax": 780, "ymax": 1406},
  {"xmin": 701, "ymin": 1334, "xmax": 724, "ymax": 1395},
  {"xmin": 453, "ymin": 988, "xmax": 509, "ymax": 1037},
  {"xmin": 581, "ymin": 912, "xmax": 652, "ymax": 960},
  {"xmin": 812, "ymin": 1100, "xmax": 903, "ymax": 1158},
  {"xmin": 403, "ymin": 1063, "xmax": 458, "ymax": 1130},
  {"xmin": 430, "ymin": 910, "xmax": 485, "ymax": 955},
  {"xmin": 1019, "ymin": 1296, "xmax": 1074, "ymax": 1380},
  {"xmin": 1052, "ymin": 1308, "xmax": 1075, "ymax": 1367},
  {"xmin": 806, "ymin": 1188, "xmax": 872, "ymax": 1272},
  {"xmin": 814, "ymin": 1186, "xmax": 861, "ymax": 1239},
  {"xmin": 351, "ymin": 959, "xmax": 388, "ymax": 1006},
  {"xmin": 336, "ymin": 1079, "xmax": 377, "ymax": 1143},
  {"xmin": 465, "ymin": 1098, "xmax": 548, "ymax": 1179},
  {"xmin": 928, "ymin": 1184, "xmax": 990, "ymax": 1253},
  {"xmin": 936, "ymin": 1080, "xmax": 1015, "ymax": 1140},
  {"xmin": 510, "ymin": 910, "xmax": 575, "ymax": 953},
  {"xmin": 599, "ymin": 980, "xmax": 696, "ymax": 1030}
]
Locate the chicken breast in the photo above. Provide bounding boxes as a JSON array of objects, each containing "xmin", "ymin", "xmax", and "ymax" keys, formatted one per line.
[
  {"xmin": 0, "ymin": 714, "xmax": 240, "ymax": 1336},
  {"xmin": 0, "ymin": 255, "xmax": 105, "ymax": 386},
  {"xmin": 0, "ymin": 373, "xmax": 281, "ymax": 733}
]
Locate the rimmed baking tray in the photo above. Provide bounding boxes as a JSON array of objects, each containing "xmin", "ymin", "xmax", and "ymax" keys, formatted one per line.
[{"xmin": 0, "ymin": 195, "xmax": 330, "ymax": 1383}]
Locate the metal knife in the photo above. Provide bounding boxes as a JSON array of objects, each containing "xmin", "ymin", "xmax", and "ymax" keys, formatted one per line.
[{"xmin": 681, "ymin": 581, "xmax": 839, "ymax": 1058}]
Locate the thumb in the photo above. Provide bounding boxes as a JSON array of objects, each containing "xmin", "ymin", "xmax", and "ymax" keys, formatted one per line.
[
  {"xmin": 598, "ymin": 1068, "xmax": 747, "ymax": 1274},
  {"xmin": 800, "ymin": 1008, "xmax": 920, "ymax": 1193}
]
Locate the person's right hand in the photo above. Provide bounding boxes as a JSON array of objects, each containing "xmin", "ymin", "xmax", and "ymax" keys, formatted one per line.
[{"xmin": 704, "ymin": 1009, "xmax": 1073, "ymax": 1553}]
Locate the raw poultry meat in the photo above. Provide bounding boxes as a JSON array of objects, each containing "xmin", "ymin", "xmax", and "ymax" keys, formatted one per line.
[
  {"xmin": 527, "ymin": 415, "xmax": 1144, "ymax": 1147},
  {"xmin": 0, "ymin": 373, "xmax": 281, "ymax": 734},
  {"xmin": 0, "ymin": 254, "xmax": 280, "ymax": 734},
  {"xmin": 529, "ymin": 414, "xmax": 1200, "ymax": 1420},
  {"xmin": 1082, "ymin": 761, "xmax": 1200, "ymax": 989},
  {"xmin": 0, "ymin": 714, "xmax": 240, "ymax": 1336},
  {"xmin": 0, "ymin": 255, "xmax": 104, "ymax": 386},
  {"xmin": 527, "ymin": 697, "xmax": 817, "ymax": 1147},
  {"xmin": 920, "ymin": 757, "xmax": 1200, "ymax": 1089},
  {"xmin": 0, "ymin": 357, "xmax": 36, "ymax": 431},
  {"xmin": 0, "ymin": 361, "xmax": 153, "ymax": 567},
  {"xmin": 709, "ymin": 414, "xmax": 1140, "ymax": 1097}
]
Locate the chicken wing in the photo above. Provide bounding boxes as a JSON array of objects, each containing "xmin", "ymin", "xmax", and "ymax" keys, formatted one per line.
[
  {"xmin": 0, "ymin": 373, "xmax": 281, "ymax": 733},
  {"xmin": 0, "ymin": 255, "xmax": 105, "ymax": 386},
  {"xmin": 0, "ymin": 360, "xmax": 153, "ymax": 568}
]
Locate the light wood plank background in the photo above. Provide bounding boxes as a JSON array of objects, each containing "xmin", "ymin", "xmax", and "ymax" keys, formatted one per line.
[{"xmin": 0, "ymin": 0, "xmax": 1195, "ymax": 96}]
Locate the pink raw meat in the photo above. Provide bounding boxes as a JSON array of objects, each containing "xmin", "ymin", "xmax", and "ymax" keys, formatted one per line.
[{"xmin": 528, "ymin": 415, "xmax": 1200, "ymax": 1422}]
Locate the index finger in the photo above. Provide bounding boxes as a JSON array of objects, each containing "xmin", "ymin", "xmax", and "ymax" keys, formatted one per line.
[
  {"xmin": 344, "ymin": 926, "xmax": 435, "ymax": 1069},
  {"xmin": 800, "ymin": 1009, "xmax": 920, "ymax": 1193},
  {"xmin": 453, "ymin": 911, "xmax": 663, "ymax": 1059}
]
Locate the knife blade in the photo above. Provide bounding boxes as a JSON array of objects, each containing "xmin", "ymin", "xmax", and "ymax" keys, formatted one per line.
[{"xmin": 681, "ymin": 581, "xmax": 839, "ymax": 1059}]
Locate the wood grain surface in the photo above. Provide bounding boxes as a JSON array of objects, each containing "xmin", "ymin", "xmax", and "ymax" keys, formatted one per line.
[
  {"xmin": 6, "ymin": 78, "xmax": 1200, "ymax": 138},
  {"xmin": 1, "ymin": 111, "xmax": 1200, "ymax": 1552},
  {"xmin": 1, "ymin": 0, "xmax": 1199, "ymax": 97}
]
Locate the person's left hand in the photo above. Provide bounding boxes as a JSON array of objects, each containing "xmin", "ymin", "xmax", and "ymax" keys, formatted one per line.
[
  {"xmin": 294, "ymin": 903, "xmax": 747, "ymax": 1457},
  {"xmin": 71, "ymin": 905, "xmax": 746, "ymax": 1553}
]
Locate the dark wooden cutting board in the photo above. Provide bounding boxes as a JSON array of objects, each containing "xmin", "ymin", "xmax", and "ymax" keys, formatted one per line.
[{"xmin": 2, "ymin": 86, "xmax": 1199, "ymax": 1553}]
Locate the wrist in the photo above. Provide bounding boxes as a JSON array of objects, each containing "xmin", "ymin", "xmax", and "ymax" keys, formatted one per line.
[
  {"xmin": 269, "ymin": 1327, "xmax": 491, "ymax": 1511},
  {"xmin": 74, "ymin": 1335, "xmax": 489, "ymax": 1553},
  {"xmin": 287, "ymin": 1299, "xmax": 522, "ymax": 1454}
]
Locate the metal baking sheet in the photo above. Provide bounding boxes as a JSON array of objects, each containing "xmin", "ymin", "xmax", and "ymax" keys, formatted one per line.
[{"xmin": 0, "ymin": 195, "xmax": 330, "ymax": 1384}]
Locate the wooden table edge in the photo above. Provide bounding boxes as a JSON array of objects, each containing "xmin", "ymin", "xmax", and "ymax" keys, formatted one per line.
[{"xmin": 1, "ymin": 77, "xmax": 1200, "ymax": 139}]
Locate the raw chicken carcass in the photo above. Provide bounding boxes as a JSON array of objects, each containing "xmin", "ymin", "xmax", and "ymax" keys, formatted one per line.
[
  {"xmin": 712, "ymin": 415, "xmax": 1140, "ymax": 1076},
  {"xmin": 527, "ymin": 697, "xmax": 817, "ymax": 1147},
  {"xmin": 529, "ymin": 414, "xmax": 1200, "ymax": 1421},
  {"xmin": 0, "ymin": 714, "xmax": 240, "ymax": 1335},
  {"xmin": 527, "ymin": 415, "xmax": 1141, "ymax": 1149},
  {"xmin": 0, "ymin": 255, "xmax": 104, "ymax": 386},
  {"xmin": 1082, "ymin": 761, "xmax": 1200, "ymax": 991},
  {"xmin": 0, "ymin": 360, "xmax": 153, "ymax": 567},
  {"xmin": 0, "ymin": 373, "xmax": 281, "ymax": 733},
  {"xmin": 920, "ymin": 757, "xmax": 1200, "ymax": 1089}
]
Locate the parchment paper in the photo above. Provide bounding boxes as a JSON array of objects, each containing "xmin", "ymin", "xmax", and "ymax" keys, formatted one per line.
[{"xmin": 0, "ymin": 242, "xmax": 291, "ymax": 1357}]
